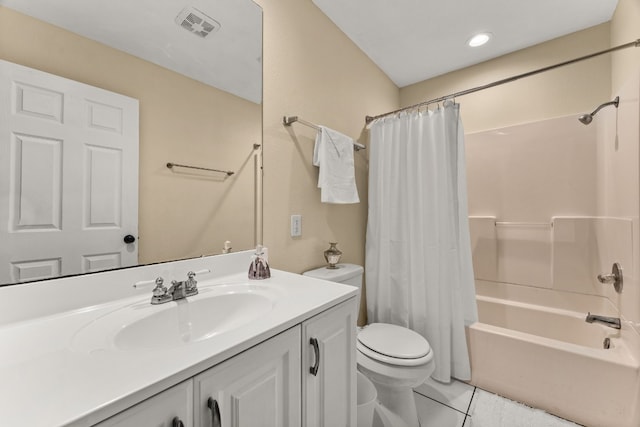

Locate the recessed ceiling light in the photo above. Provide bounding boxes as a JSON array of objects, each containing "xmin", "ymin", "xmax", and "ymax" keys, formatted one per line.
[{"xmin": 468, "ymin": 33, "xmax": 492, "ymax": 47}]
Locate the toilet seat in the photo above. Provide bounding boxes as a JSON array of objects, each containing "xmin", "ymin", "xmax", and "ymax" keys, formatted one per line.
[{"xmin": 357, "ymin": 323, "xmax": 432, "ymax": 367}]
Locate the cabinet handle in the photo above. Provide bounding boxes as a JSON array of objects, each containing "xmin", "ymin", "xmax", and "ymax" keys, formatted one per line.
[
  {"xmin": 172, "ymin": 417, "xmax": 184, "ymax": 427},
  {"xmin": 207, "ymin": 397, "xmax": 222, "ymax": 427},
  {"xmin": 310, "ymin": 337, "xmax": 320, "ymax": 376}
]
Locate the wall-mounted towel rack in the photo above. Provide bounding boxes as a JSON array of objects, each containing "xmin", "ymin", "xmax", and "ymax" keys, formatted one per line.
[
  {"xmin": 166, "ymin": 162, "xmax": 234, "ymax": 176},
  {"xmin": 283, "ymin": 116, "xmax": 366, "ymax": 151}
]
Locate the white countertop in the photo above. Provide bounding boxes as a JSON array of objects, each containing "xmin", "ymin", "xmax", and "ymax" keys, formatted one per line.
[{"xmin": 0, "ymin": 258, "xmax": 357, "ymax": 426}]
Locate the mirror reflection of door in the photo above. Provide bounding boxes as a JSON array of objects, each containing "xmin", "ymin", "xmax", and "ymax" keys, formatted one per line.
[{"xmin": 0, "ymin": 60, "xmax": 139, "ymax": 283}]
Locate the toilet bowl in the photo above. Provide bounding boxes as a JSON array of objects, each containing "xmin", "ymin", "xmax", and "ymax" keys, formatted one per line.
[
  {"xmin": 357, "ymin": 323, "xmax": 434, "ymax": 427},
  {"xmin": 303, "ymin": 264, "xmax": 435, "ymax": 427},
  {"xmin": 357, "ymin": 371, "xmax": 377, "ymax": 427}
]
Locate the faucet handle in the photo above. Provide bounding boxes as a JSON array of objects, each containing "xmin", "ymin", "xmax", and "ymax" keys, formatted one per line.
[
  {"xmin": 150, "ymin": 278, "xmax": 172, "ymax": 305},
  {"xmin": 597, "ymin": 262, "xmax": 623, "ymax": 293},
  {"xmin": 191, "ymin": 268, "xmax": 211, "ymax": 277},
  {"xmin": 185, "ymin": 269, "xmax": 210, "ymax": 292},
  {"xmin": 186, "ymin": 271, "xmax": 197, "ymax": 289},
  {"xmin": 184, "ymin": 271, "xmax": 199, "ymax": 295},
  {"xmin": 152, "ymin": 278, "xmax": 167, "ymax": 296},
  {"xmin": 134, "ymin": 276, "xmax": 165, "ymax": 289}
]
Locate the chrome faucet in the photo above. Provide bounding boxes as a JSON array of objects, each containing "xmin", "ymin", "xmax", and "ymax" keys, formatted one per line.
[
  {"xmin": 168, "ymin": 279, "xmax": 188, "ymax": 300},
  {"xmin": 150, "ymin": 271, "xmax": 199, "ymax": 305},
  {"xmin": 597, "ymin": 262, "xmax": 623, "ymax": 293},
  {"xmin": 134, "ymin": 270, "xmax": 210, "ymax": 305},
  {"xmin": 585, "ymin": 312, "xmax": 621, "ymax": 329}
]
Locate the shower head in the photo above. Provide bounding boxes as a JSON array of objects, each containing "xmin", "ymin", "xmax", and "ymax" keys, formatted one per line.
[
  {"xmin": 578, "ymin": 114, "xmax": 593, "ymax": 125},
  {"xmin": 578, "ymin": 96, "xmax": 619, "ymax": 125}
]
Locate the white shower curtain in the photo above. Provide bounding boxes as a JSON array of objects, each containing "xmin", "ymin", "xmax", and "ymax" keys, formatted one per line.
[{"xmin": 365, "ymin": 102, "xmax": 478, "ymax": 383}]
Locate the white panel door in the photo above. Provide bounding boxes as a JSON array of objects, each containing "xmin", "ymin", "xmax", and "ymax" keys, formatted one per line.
[
  {"xmin": 194, "ymin": 327, "xmax": 301, "ymax": 427},
  {"xmin": 0, "ymin": 59, "xmax": 139, "ymax": 283},
  {"xmin": 303, "ymin": 298, "xmax": 358, "ymax": 427}
]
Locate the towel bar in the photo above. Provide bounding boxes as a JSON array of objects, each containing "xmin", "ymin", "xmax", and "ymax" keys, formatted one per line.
[
  {"xmin": 166, "ymin": 162, "xmax": 234, "ymax": 176},
  {"xmin": 283, "ymin": 116, "xmax": 366, "ymax": 151}
]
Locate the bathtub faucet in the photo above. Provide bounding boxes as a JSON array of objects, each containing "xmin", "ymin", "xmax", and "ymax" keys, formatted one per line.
[{"xmin": 585, "ymin": 312, "xmax": 621, "ymax": 329}]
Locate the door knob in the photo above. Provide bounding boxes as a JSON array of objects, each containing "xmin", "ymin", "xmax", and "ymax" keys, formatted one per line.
[{"xmin": 124, "ymin": 234, "xmax": 136, "ymax": 244}]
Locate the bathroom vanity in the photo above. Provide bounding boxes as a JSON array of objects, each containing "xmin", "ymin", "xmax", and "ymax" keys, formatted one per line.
[{"xmin": 0, "ymin": 251, "xmax": 358, "ymax": 426}]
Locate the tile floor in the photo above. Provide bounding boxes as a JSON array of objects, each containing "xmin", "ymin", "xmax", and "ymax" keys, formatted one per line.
[{"xmin": 413, "ymin": 378, "xmax": 583, "ymax": 427}]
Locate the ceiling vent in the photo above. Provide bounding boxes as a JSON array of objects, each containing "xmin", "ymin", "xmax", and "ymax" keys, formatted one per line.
[{"xmin": 175, "ymin": 6, "xmax": 221, "ymax": 38}]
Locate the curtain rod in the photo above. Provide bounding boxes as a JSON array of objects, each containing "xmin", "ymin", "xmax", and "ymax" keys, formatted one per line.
[{"xmin": 365, "ymin": 38, "xmax": 640, "ymax": 124}]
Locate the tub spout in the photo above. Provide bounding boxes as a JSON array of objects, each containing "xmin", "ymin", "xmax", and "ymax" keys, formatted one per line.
[{"xmin": 585, "ymin": 312, "xmax": 621, "ymax": 329}]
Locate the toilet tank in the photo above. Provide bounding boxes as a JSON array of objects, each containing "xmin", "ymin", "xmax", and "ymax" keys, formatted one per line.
[
  {"xmin": 302, "ymin": 263, "xmax": 363, "ymax": 288},
  {"xmin": 304, "ymin": 263, "xmax": 364, "ymax": 322}
]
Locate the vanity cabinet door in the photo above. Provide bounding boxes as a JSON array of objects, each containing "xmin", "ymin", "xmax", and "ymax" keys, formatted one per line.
[
  {"xmin": 193, "ymin": 326, "xmax": 301, "ymax": 427},
  {"xmin": 95, "ymin": 379, "xmax": 193, "ymax": 427},
  {"xmin": 302, "ymin": 298, "xmax": 357, "ymax": 427}
]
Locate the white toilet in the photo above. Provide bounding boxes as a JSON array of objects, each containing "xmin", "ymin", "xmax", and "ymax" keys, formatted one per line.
[{"xmin": 303, "ymin": 264, "xmax": 435, "ymax": 427}]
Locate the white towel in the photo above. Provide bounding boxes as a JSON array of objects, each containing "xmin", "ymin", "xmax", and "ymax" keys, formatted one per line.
[{"xmin": 313, "ymin": 126, "xmax": 360, "ymax": 204}]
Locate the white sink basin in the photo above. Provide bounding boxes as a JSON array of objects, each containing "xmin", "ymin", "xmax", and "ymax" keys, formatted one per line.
[{"xmin": 72, "ymin": 284, "xmax": 279, "ymax": 352}]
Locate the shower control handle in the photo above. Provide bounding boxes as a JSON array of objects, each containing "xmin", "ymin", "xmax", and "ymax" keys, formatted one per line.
[{"xmin": 597, "ymin": 262, "xmax": 623, "ymax": 293}]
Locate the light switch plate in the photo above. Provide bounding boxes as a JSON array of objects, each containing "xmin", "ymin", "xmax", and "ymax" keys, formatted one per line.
[{"xmin": 291, "ymin": 215, "xmax": 302, "ymax": 237}]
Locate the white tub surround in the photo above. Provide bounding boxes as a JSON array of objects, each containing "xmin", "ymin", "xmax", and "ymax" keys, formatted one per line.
[
  {"xmin": 0, "ymin": 251, "xmax": 359, "ymax": 426},
  {"xmin": 468, "ymin": 282, "xmax": 640, "ymax": 427}
]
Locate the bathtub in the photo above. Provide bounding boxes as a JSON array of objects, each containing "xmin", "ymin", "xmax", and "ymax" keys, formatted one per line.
[{"xmin": 467, "ymin": 281, "xmax": 640, "ymax": 427}]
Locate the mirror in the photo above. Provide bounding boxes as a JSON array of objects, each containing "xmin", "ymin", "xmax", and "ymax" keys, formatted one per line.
[{"xmin": 0, "ymin": 0, "xmax": 263, "ymax": 286}]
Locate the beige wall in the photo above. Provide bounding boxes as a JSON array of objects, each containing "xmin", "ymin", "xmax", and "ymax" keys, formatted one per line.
[
  {"xmin": 611, "ymin": 0, "xmax": 640, "ymax": 94},
  {"xmin": 256, "ymin": 0, "xmax": 398, "ymax": 275},
  {"xmin": 4, "ymin": 1, "xmax": 637, "ymax": 327},
  {"xmin": 0, "ymin": 2, "xmax": 399, "ymax": 325},
  {"xmin": 255, "ymin": 0, "xmax": 398, "ymax": 325},
  {"xmin": 0, "ymin": 7, "xmax": 260, "ymax": 265},
  {"xmin": 400, "ymin": 24, "xmax": 612, "ymax": 133}
]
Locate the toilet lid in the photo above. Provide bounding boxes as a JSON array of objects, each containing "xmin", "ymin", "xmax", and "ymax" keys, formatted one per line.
[{"xmin": 357, "ymin": 323, "xmax": 431, "ymax": 359}]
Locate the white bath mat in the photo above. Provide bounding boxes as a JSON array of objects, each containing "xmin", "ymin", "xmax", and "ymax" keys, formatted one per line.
[{"xmin": 467, "ymin": 389, "xmax": 582, "ymax": 427}]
